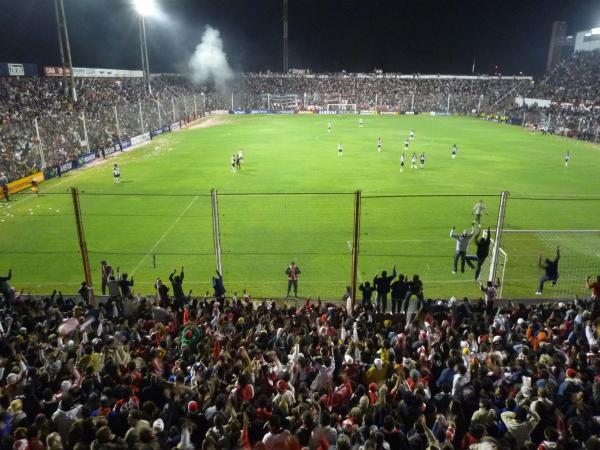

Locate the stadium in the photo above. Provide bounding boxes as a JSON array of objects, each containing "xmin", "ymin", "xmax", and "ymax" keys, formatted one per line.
[{"xmin": 0, "ymin": 1, "xmax": 600, "ymax": 450}]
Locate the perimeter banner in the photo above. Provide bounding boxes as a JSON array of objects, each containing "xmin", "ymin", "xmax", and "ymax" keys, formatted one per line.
[{"xmin": 7, "ymin": 172, "xmax": 45, "ymax": 195}]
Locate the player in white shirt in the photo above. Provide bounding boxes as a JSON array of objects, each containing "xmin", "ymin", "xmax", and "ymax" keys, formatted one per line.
[
  {"xmin": 377, "ymin": 137, "xmax": 382, "ymax": 152},
  {"xmin": 359, "ymin": 118, "xmax": 364, "ymax": 127},
  {"xmin": 411, "ymin": 153, "xmax": 417, "ymax": 169},
  {"xmin": 564, "ymin": 150, "xmax": 571, "ymax": 167},
  {"xmin": 338, "ymin": 143, "xmax": 343, "ymax": 157},
  {"xmin": 327, "ymin": 122, "xmax": 332, "ymax": 133},
  {"xmin": 420, "ymin": 153, "xmax": 425, "ymax": 169},
  {"xmin": 452, "ymin": 144, "xmax": 457, "ymax": 159},
  {"xmin": 409, "ymin": 129, "xmax": 415, "ymax": 141},
  {"xmin": 404, "ymin": 139, "xmax": 410, "ymax": 151},
  {"xmin": 238, "ymin": 149, "xmax": 244, "ymax": 169},
  {"xmin": 472, "ymin": 200, "xmax": 487, "ymax": 225},
  {"xmin": 400, "ymin": 153, "xmax": 405, "ymax": 172},
  {"xmin": 113, "ymin": 164, "xmax": 120, "ymax": 184}
]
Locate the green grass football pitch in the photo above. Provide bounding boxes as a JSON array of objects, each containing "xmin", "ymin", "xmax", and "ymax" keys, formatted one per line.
[{"xmin": 2, "ymin": 114, "xmax": 600, "ymax": 300}]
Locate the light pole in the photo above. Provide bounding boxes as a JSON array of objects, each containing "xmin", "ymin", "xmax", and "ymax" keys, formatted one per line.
[
  {"xmin": 133, "ymin": 0, "xmax": 155, "ymax": 94},
  {"xmin": 54, "ymin": 0, "xmax": 76, "ymax": 101}
]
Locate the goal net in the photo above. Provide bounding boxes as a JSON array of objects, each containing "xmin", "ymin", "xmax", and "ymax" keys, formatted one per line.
[
  {"xmin": 327, "ymin": 103, "xmax": 358, "ymax": 114},
  {"xmin": 499, "ymin": 230, "xmax": 600, "ymax": 299}
]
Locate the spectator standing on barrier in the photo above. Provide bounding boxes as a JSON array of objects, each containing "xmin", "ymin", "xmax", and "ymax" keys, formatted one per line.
[
  {"xmin": 536, "ymin": 246, "xmax": 560, "ymax": 295},
  {"xmin": 285, "ymin": 261, "xmax": 301, "ymax": 297},
  {"xmin": 451, "ymin": 224, "xmax": 476, "ymax": 274},
  {"xmin": 212, "ymin": 270, "xmax": 225, "ymax": 300},
  {"xmin": 373, "ymin": 266, "xmax": 396, "ymax": 313},
  {"xmin": 118, "ymin": 272, "xmax": 134, "ymax": 299},
  {"xmin": 170, "ymin": 267, "xmax": 185, "ymax": 308},
  {"xmin": 402, "ymin": 274, "xmax": 424, "ymax": 315},
  {"xmin": 359, "ymin": 281, "xmax": 374, "ymax": 308},
  {"xmin": 100, "ymin": 261, "xmax": 112, "ymax": 295},
  {"xmin": 0, "ymin": 269, "xmax": 13, "ymax": 304},
  {"xmin": 468, "ymin": 226, "xmax": 491, "ymax": 281},
  {"xmin": 390, "ymin": 274, "xmax": 408, "ymax": 314}
]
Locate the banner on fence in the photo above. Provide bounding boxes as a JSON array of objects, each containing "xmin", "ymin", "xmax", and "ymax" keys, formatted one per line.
[
  {"xmin": 515, "ymin": 97, "xmax": 551, "ymax": 108},
  {"xmin": 7, "ymin": 172, "xmax": 45, "ymax": 195},
  {"xmin": 81, "ymin": 152, "xmax": 96, "ymax": 165},
  {"xmin": 318, "ymin": 111, "xmax": 338, "ymax": 115},
  {"xmin": 380, "ymin": 111, "xmax": 400, "ymax": 115},
  {"xmin": 359, "ymin": 110, "xmax": 376, "ymax": 115},
  {"xmin": 71, "ymin": 67, "xmax": 143, "ymax": 78},
  {"xmin": 130, "ymin": 132, "xmax": 150, "ymax": 146},
  {"xmin": 0, "ymin": 62, "xmax": 37, "ymax": 77},
  {"xmin": 170, "ymin": 121, "xmax": 181, "ymax": 130},
  {"xmin": 150, "ymin": 128, "xmax": 164, "ymax": 138},
  {"xmin": 44, "ymin": 66, "xmax": 71, "ymax": 77}
]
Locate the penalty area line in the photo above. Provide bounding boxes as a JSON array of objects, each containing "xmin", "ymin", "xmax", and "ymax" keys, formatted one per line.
[{"xmin": 130, "ymin": 195, "xmax": 200, "ymax": 276}]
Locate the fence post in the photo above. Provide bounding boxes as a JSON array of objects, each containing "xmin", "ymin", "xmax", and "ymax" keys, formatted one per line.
[
  {"xmin": 171, "ymin": 97, "xmax": 176, "ymax": 123},
  {"xmin": 71, "ymin": 187, "xmax": 94, "ymax": 305},
  {"xmin": 446, "ymin": 94, "xmax": 451, "ymax": 114},
  {"xmin": 477, "ymin": 95, "xmax": 482, "ymax": 114},
  {"xmin": 33, "ymin": 118, "xmax": 46, "ymax": 168},
  {"xmin": 350, "ymin": 190, "xmax": 361, "ymax": 311},
  {"xmin": 156, "ymin": 99, "xmax": 162, "ymax": 127},
  {"xmin": 267, "ymin": 93, "xmax": 271, "ymax": 110},
  {"xmin": 202, "ymin": 93, "xmax": 206, "ymax": 115},
  {"xmin": 596, "ymin": 126, "xmax": 600, "ymax": 143},
  {"xmin": 138, "ymin": 100, "xmax": 144, "ymax": 132},
  {"xmin": 113, "ymin": 105, "xmax": 121, "ymax": 141},
  {"xmin": 411, "ymin": 93, "xmax": 415, "ymax": 112},
  {"xmin": 193, "ymin": 94, "xmax": 198, "ymax": 118},
  {"xmin": 489, "ymin": 191, "xmax": 509, "ymax": 288},
  {"xmin": 211, "ymin": 189, "xmax": 223, "ymax": 274},
  {"xmin": 81, "ymin": 111, "xmax": 90, "ymax": 152}
]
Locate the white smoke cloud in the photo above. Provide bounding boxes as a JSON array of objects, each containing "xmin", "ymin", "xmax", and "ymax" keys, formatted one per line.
[{"xmin": 188, "ymin": 26, "xmax": 233, "ymax": 93}]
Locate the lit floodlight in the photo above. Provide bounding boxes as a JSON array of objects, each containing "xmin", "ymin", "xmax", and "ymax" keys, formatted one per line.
[
  {"xmin": 133, "ymin": 0, "xmax": 158, "ymax": 17},
  {"xmin": 591, "ymin": 27, "xmax": 600, "ymax": 35}
]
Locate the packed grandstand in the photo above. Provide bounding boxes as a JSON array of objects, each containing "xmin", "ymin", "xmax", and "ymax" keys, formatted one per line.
[{"xmin": 2, "ymin": 45, "xmax": 600, "ymax": 450}]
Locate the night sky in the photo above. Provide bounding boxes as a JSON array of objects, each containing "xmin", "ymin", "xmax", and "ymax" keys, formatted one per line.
[{"xmin": 0, "ymin": 0, "xmax": 598, "ymax": 76}]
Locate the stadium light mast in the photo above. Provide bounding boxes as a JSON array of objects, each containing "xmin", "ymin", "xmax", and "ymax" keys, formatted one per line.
[
  {"xmin": 283, "ymin": 0, "xmax": 288, "ymax": 73},
  {"xmin": 133, "ymin": 0, "xmax": 155, "ymax": 94},
  {"xmin": 54, "ymin": 0, "xmax": 77, "ymax": 102}
]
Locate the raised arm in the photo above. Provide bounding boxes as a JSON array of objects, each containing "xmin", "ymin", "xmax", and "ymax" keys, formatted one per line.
[
  {"xmin": 554, "ymin": 247, "xmax": 560, "ymax": 263},
  {"xmin": 450, "ymin": 227, "xmax": 458, "ymax": 239}
]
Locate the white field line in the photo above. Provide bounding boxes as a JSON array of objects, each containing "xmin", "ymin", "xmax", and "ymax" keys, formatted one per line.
[
  {"xmin": 501, "ymin": 229, "xmax": 600, "ymax": 233},
  {"xmin": 130, "ymin": 195, "xmax": 200, "ymax": 275},
  {"xmin": 346, "ymin": 240, "xmax": 364, "ymax": 283}
]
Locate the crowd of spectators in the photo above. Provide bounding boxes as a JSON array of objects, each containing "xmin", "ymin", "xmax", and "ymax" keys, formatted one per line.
[
  {"xmin": 0, "ymin": 76, "xmax": 203, "ymax": 182},
  {"xmin": 231, "ymin": 74, "xmax": 527, "ymax": 114},
  {"xmin": 504, "ymin": 50, "xmax": 600, "ymax": 142},
  {"xmin": 0, "ymin": 265, "xmax": 600, "ymax": 450}
]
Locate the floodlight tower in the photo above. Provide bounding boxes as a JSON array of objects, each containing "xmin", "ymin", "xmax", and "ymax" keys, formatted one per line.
[
  {"xmin": 54, "ymin": 0, "xmax": 76, "ymax": 101},
  {"xmin": 134, "ymin": 0, "xmax": 154, "ymax": 94},
  {"xmin": 283, "ymin": 0, "xmax": 288, "ymax": 73}
]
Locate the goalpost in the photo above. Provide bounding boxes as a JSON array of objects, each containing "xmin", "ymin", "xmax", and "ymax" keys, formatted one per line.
[
  {"xmin": 480, "ymin": 238, "xmax": 507, "ymax": 298},
  {"xmin": 327, "ymin": 103, "xmax": 358, "ymax": 114}
]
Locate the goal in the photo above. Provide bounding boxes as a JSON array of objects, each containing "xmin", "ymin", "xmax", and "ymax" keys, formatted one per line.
[{"xmin": 327, "ymin": 103, "xmax": 358, "ymax": 114}]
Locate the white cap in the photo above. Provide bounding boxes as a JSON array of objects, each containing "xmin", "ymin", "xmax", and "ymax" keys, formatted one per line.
[{"xmin": 153, "ymin": 418, "xmax": 164, "ymax": 432}]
